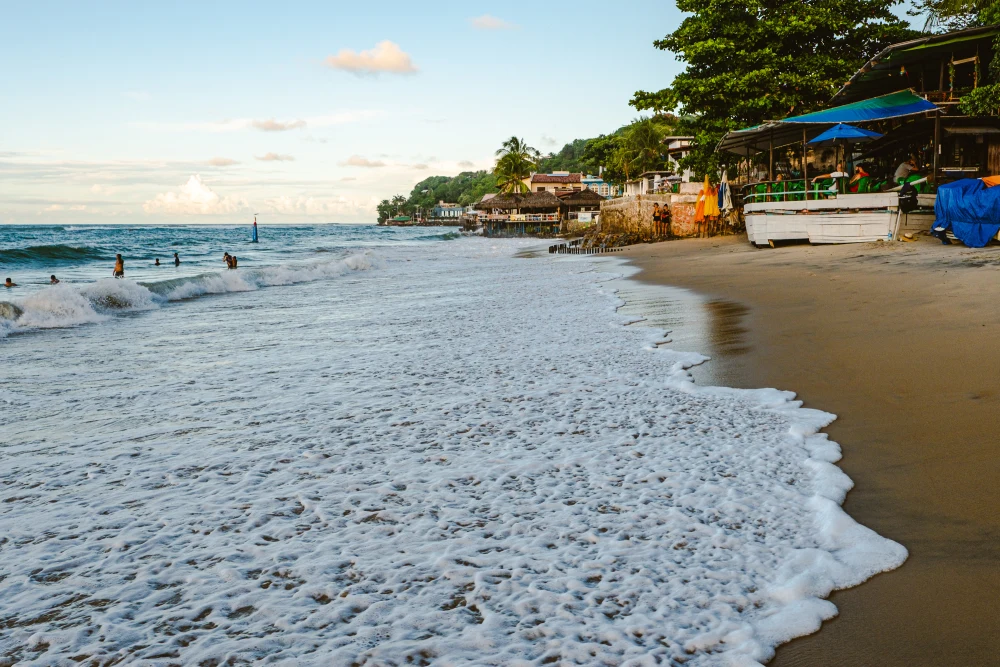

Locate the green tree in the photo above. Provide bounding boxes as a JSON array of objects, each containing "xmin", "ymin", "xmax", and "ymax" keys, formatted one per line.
[
  {"xmin": 391, "ymin": 195, "xmax": 407, "ymax": 216},
  {"xmin": 915, "ymin": 0, "xmax": 1000, "ymax": 31},
  {"xmin": 632, "ymin": 0, "xmax": 917, "ymax": 176},
  {"xmin": 494, "ymin": 137, "xmax": 540, "ymax": 193},
  {"xmin": 377, "ymin": 199, "xmax": 393, "ymax": 223}
]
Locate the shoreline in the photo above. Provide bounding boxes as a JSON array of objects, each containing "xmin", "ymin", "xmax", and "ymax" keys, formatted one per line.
[{"xmin": 619, "ymin": 235, "xmax": 1000, "ymax": 665}]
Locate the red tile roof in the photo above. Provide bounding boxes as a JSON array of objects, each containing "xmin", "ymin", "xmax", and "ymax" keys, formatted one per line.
[{"xmin": 531, "ymin": 173, "xmax": 582, "ymax": 184}]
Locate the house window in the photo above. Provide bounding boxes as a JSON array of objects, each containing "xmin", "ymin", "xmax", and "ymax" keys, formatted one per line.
[{"xmin": 537, "ymin": 187, "xmax": 545, "ymax": 192}]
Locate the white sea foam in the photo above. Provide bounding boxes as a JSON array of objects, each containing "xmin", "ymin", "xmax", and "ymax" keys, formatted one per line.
[
  {"xmin": 0, "ymin": 238, "xmax": 905, "ymax": 665},
  {"xmin": 0, "ymin": 251, "xmax": 379, "ymax": 338}
]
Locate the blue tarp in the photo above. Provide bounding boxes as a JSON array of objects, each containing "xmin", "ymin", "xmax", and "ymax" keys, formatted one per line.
[{"xmin": 934, "ymin": 179, "xmax": 1000, "ymax": 248}]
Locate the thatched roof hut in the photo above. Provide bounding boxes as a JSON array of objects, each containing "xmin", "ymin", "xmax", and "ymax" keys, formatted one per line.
[
  {"xmin": 480, "ymin": 191, "xmax": 563, "ymax": 211},
  {"xmin": 556, "ymin": 188, "xmax": 605, "ymax": 206}
]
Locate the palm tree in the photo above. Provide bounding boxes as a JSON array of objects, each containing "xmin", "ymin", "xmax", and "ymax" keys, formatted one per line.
[
  {"xmin": 493, "ymin": 136, "xmax": 540, "ymax": 194},
  {"xmin": 625, "ymin": 118, "xmax": 667, "ymax": 176},
  {"xmin": 390, "ymin": 195, "xmax": 407, "ymax": 216}
]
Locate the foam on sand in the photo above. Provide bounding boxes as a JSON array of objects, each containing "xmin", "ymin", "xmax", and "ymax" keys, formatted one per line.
[{"xmin": 0, "ymin": 239, "xmax": 905, "ymax": 665}]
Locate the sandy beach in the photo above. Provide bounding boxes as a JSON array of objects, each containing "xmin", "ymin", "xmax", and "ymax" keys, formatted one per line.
[{"xmin": 622, "ymin": 235, "xmax": 1000, "ymax": 665}]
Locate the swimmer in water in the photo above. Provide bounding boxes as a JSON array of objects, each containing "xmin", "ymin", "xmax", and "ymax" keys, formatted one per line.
[
  {"xmin": 223, "ymin": 252, "xmax": 233, "ymax": 269},
  {"xmin": 4, "ymin": 277, "xmax": 16, "ymax": 288},
  {"xmin": 50, "ymin": 275, "xmax": 59, "ymax": 284},
  {"xmin": 173, "ymin": 252, "xmax": 180, "ymax": 266},
  {"xmin": 113, "ymin": 254, "xmax": 125, "ymax": 278},
  {"xmin": 155, "ymin": 258, "xmax": 160, "ymax": 266},
  {"xmin": 231, "ymin": 255, "xmax": 238, "ymax": 269}
]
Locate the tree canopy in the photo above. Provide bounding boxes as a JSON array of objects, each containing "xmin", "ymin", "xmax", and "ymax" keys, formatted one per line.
[
  {"xmin": 494, "ymin": 137, "xmax": 541, "ymax": 193},
  {"xmin": 631, "ymin": 0, "xmax": 917, "ymax": 176}
]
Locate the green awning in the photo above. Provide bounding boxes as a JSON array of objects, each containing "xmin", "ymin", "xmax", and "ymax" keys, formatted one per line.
[{"xmin": 779, "ymin": 90, "xmax": 938, "ymax": 124}]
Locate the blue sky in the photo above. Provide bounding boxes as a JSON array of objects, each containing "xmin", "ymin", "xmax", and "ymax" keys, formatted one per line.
[{"xmin": 0, "ymin": 1, "xmax": 917, "ymax": 224}]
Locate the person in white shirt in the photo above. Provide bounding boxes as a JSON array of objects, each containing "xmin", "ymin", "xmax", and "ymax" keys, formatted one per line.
[{"xmin": 812, "ymin": 163, "xmax": 848, "ymax": 183}]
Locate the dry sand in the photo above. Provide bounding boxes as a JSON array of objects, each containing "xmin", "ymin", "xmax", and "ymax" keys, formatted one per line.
[{"xmin": 620, "ymin": 235, "xmax": 1000, "ymax": 666}]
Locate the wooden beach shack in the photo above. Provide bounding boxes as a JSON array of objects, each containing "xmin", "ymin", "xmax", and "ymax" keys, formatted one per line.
[
  {"xmin": 718, "ymin": 24, "xmax": 1000, "ymax": 246},
  {"xmin": 557, "ymin": 188, "xmax": 605, "ymax": 233},
  {"xmin": 479, "ymin": 191, "xmax": 563, "ymax": 237}
]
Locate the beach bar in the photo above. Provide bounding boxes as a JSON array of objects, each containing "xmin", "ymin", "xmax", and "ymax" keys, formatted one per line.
[
  {"xmin": 719, "ymin": 25, "xmax": 1000, "ymax": 246},
  {"xmin": 479, "ymin": 191, "xmax": 563, "ymax": 237}
]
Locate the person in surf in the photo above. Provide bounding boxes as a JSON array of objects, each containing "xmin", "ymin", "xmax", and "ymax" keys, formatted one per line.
[
  {"xmin": 173, "ymin": 252, "xmax": 180, "ymax": 266},
  {"xmin": 113, "ymin": 254, "xmax": 125, "ymax": 278},
  {"xmin": 4, "ymin": 277, "xmax": 16, "ymax": 288},
  {"xmin": 50, "ymin": 275, "xmax": 59, "ymax": 284},
  {"xmin": 155, "ymin": 258, "xmax": 160, "ymax": 266},
  {"xmin": 223, "ymin": 252, "xmax": 234, "ymax": 269},
  {"xmin": 231, "ymin": 254, "xmax": 238, "ymax": 268}
]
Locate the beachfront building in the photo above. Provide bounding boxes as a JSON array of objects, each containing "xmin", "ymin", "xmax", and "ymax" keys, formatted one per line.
[
  {"xmin": 624, "ymin": 171, "xmax": 678, "ymax": 196},
  {"xmin": 582, "ymin": 174, "xmax": 621, "ymax": 198},
  {"xmin": 719, "ymin": 24, "xmax": 1000, "ymax": 246},
  {"xmin": 665, "ymin": 137, "xmax": 695, "ymax": 183},
  {"xmin": 522, "ymin": 171, "xmax": 584, "ymax": 193},
  {"xmin": 478, "ymin": 191, "xmax": 563, "ymax": 237},
  {"xmin": 557, "ymin": 188, "xmax": 605, "ymax": 232},
  {"xmin": 429, "ymin": 201, "xmax": 463, "ymax": 224}
]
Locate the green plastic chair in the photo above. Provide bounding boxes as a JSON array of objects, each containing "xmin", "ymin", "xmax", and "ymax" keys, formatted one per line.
[
  {"xmin": 854, "ymin": 176, "xmax": 871, "ymax": 194},
  {"xmin": 812, "ymin": 178, "xmax": 835, "ymax": 199},
  {"xmin": 786, "ymin": 180, "xmax": 805, "ymax": 201}
]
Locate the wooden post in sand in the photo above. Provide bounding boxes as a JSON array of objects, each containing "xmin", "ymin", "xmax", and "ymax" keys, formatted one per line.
[{"xmin": 802, "ymin": 128, "xmax": 809, "ymax": 202}]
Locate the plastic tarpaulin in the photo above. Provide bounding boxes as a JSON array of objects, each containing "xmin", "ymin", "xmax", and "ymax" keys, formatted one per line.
[
  {"xmin": 780, "ymin": 90, "xmax": 937, "ymax": 124},
  {"xmin": 934, "ymin": 179, "xmax": 1000, "ymax": 248}
]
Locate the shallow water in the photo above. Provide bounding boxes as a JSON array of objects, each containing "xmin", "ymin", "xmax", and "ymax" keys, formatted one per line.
[{"xmin": 0, "ymin": 229, "xmax": 905, "ymax": 665}]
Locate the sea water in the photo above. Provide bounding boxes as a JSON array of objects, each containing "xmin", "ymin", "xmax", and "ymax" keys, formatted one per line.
[{"xmin": 0, "ymin": 225, "xmax": 905, "ymax": 665}]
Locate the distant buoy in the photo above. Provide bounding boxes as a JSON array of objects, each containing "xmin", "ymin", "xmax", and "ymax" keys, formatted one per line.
[{"xmin": 252, "ymin": 215, "xmax": 259, "ymax": 243}]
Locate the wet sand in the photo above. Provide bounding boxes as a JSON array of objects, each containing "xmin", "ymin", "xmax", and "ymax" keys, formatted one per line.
[{"xmin": 620, "ymin": 235, "xmax": 1000, "ymax": 665}]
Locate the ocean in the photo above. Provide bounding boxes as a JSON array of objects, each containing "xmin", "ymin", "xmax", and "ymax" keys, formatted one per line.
[{"xmin": 0, "ymin": 225, "xmax": 905, "ymax": 665}]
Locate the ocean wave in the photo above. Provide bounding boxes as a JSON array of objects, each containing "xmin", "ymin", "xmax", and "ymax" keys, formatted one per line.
[
  {"xmin": 0, "ymin": 251, "xmax": 380, "ymax": 338},
  {"xmin": 0, "ymin": 244, "xmax": 109, "ymax": 266},
  {"xmin": 414, "ymin": 231, "xmax": 461, "ymax": 241}
]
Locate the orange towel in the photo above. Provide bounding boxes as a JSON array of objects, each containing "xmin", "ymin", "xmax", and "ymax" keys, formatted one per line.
[{"xmin": 982, "ymin": 176, "xmax": 1000, "ymax": 187}]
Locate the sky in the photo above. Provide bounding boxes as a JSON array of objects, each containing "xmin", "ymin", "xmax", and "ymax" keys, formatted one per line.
[
  {"xmin": 0, "ymin": 1, "xmax": 685, "ymax": 225},
  {"xmin": 0, "ymin": 1, "xmax": 920, "ymax": 225}
]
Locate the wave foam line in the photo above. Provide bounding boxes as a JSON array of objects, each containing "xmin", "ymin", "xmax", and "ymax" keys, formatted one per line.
[{"xmin": 0, "ymin": 251, "xmax": 380, "ymax": 338}]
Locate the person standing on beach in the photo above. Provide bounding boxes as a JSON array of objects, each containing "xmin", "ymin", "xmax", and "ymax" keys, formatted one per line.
[
  {"xmin": 113, "ymin": 254, "xmax": 125, "ymax": 278},
  {"xmin": 4, "ymin": 277, "xmax": 16, "ymax": 288},
  {"xmin": 652, "ymin": 203, "xmax": 661, "ymax": 236},
  {"xmin": 173, "ymin": 252, "xmax": 180, "ymax": 266},
  {"xmin": 50, "ymin": 275, "xmax": 59, "ymax": 284}
]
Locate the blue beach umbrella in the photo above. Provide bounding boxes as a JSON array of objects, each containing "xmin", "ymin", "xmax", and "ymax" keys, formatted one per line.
[{"xmin": 808, "ymin": 123, "xmax": 883, "ymax": 145}]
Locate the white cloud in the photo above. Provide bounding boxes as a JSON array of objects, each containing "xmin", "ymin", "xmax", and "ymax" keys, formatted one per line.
[
  {"xmin": 207, "ymin": 157, "xmax": 239, "ymax": 167},
  {"xmin": 256, "ymin": 153, "xmax": 295, "ymax": 162},
  {"xmin": 339, "ymin": 155, "xmax": 385, "ymax": 168},
  {"xmin": 458, "ymin": 160, "xmax": 476, "ymax": 169},
  {"xmin": 259, "ymin": 195, "xmax": 373, "ymax": 218},
  {"xmin": 324, "ymin": 41, "xmax": 417, "ymax": 75},
  {"xmin": 90, "ymin": 184, "xmax": 117, "ymax": 195},
  {"xmin": 412, "ymin": 163, "xmax": 429, "ymax": 170},
  {"xmin": 123, "ymin": 91, "xmax": 152, "ymax": 102},
  {"xmin": 252, "ymin": 118, "xmax": 307, "ymax": 132},
  {"xmin": 470, "ymin": 15, "xmax": 517, "ymax": 30},
  {"xmin": 143, "ymin": 175, "xmax": 247, "ymax": 216},
  {"xmin": 132, "ymin": 110, "xmax": 382, "ymax": 133}
]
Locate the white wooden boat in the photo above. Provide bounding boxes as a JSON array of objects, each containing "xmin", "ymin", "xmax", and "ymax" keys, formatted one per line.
[{"xmin": 744, "ymin": 192, "xmax": 937, "ymax": 245}]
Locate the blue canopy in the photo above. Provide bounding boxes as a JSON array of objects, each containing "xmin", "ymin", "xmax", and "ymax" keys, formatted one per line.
[
  {"xmin": 781, "ymin": 90, "xmax": 938, "ymax": 124},
  {"xmin": 808, "ymin": 123, "xmax": 883, "ymax": 145},
  {"xmin": 934, "ymin": 179, "xmax": 1000, "ymax": 248}
]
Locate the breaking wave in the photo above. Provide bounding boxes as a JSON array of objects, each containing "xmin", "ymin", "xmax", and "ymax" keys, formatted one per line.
[
  {"xmin": 0, "ymin": 244, "xmax": 109, "ymax": 266},
  {"xmin": 0, "ymin": 251, "xmax": 380, "ymax": 338}
]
